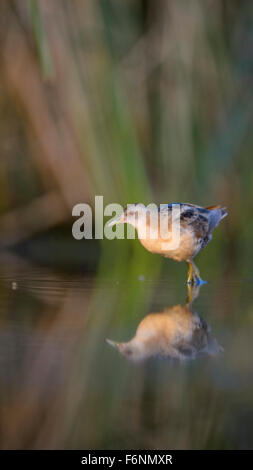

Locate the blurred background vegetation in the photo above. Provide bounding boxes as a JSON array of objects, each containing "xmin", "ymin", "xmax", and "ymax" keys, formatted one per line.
[
  {"xmin": 0, "ymin": 0, "xmax": 252, "ymax": 280},
  {"xmin": 0, "ymin": 0, "xmax": 253, "ymax": 451}
]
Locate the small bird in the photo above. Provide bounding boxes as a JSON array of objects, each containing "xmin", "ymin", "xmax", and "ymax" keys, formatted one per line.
[
  {"xmin": 106, "ymin": 285, "xmax": 223, "ymax": 362},
  {"xmin": 108, "ymin": 203, "xmax": 227, "ymax": 284}
]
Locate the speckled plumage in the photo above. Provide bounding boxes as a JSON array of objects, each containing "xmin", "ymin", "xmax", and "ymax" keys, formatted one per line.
[
  {"xmin": 108, "ymin": 202, "xmax": 227, "ymax": 284},
  {"xmin": 144, "ymin": 203, "xmax": 227, "ymax": 261}
]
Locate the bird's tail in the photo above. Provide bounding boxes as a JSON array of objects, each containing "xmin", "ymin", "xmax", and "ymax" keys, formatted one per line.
[
  {"xmin": 220, "ymin": 207, "xmax": 228, "ymax": 220},
  {"xmin": 205, "ymin": 205, "xmax": 227, "ymax": 219},
  {"xmin": 205, "ymin": 205, "xmax": 227, "ymax": 231}
]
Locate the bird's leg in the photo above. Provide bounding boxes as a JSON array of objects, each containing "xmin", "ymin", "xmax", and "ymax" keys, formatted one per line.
[
  {"xmin": 186, "ymin": 283, "xmax": 193, "ymax": 303},
  {"xmin": 191, "ymin": 260, "xmax": 206, "ymax": 285},
  {"xmin": 187, "ymin": 262, "xmax": 194, "ymax": 285},
  {"xmin": 192, "ymin": 261, "xmax": 200, "ymax": 279},
  {"xmin": 186, "ymin": 283, "xmax": 200, "ymax": 305}
]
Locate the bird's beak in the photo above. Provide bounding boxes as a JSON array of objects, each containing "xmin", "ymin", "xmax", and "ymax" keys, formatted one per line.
[
  {"xmin": 107, "ymin": 214, "xmax": 124, "ymax": 227},
  {"xmin": 106, "ymin": 338, "xmax": 121, "ymax": 350}
]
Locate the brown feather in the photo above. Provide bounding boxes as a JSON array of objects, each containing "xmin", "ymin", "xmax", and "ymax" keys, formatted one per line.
[{"xmin": 205, "ymin": 204, "xmax": 221, "ymax": 211}]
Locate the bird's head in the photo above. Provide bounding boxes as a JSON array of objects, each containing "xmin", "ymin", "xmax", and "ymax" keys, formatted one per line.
[
  {"xmin": 106, "ymin": 338, "xmax": 146, "ymax": 361},
  {"xmin": 107, "ymin": 203, "xmax": 147, "ymax": 228}
]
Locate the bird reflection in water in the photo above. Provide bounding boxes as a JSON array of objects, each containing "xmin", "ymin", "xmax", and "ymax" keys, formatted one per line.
[{"xmin": 107, "ymin": 285, "xmax": 223, "ymax": 362}]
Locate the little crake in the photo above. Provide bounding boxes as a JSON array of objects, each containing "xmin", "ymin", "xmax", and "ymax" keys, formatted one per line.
[{"xmin": 108, "ymin": 203, "xmax": 227, "ymax": 284}]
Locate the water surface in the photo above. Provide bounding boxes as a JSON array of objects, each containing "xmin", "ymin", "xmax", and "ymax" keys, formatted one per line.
[{"xmin": 0, "ymin": 255, "xmax": 252, "ymax": 449}]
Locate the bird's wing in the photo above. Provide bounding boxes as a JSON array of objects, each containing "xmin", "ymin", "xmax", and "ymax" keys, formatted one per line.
[
  {"xmin": 157, "ymin": 203, "xmax": 208, "ymax": 239},
  {"xmin": 158, "ymin": 203, "xmax": 225, "ymax": 240},
  {"xmin": 180, "ymin": 204, "xmax": 210, "ymax": 239}
]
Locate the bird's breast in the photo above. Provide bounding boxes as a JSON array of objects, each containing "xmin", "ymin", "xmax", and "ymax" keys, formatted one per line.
[{"xmin": 138, "ymin": 228, "xmax": 198, "ymax": 262}]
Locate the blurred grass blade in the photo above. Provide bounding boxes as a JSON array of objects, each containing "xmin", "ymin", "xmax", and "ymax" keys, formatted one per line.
[{"xmin": 29, "ymin": 0, "xmax": 54, "ymax": 79}]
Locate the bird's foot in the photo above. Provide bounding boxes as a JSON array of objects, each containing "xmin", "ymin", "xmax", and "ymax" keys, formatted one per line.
[
  {"xmin": 193, "ymin": 275, "xmax": 207, "ymax": 286},
  {"xmin": 188, "ymin": 261, "xmax": 207, "ymax": 286},
  {"xmin": 186, "ymin": 274, "xmax": 207, "ymax": 286}
]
